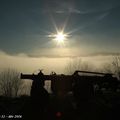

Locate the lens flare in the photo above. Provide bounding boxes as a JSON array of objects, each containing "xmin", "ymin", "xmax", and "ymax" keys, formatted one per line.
[
  {"xmin": 54, "ymin": 32, "xmax": 67, "ymax": 43},
  {"xmin": 49, "ymin": 30, "xmax": 69, "ymax": 46}
]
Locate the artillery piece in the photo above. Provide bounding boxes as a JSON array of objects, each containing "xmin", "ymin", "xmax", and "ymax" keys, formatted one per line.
[{"xmin": 20, "ymin": 70, "xmax": 120, "ymax": 98}]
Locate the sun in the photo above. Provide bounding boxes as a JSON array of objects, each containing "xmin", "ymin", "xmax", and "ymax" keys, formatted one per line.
[
  {"xmin": 54, "ymin": 32, "xmax": 67, "ymax": 43},
  {"xmin": 49, "ymin": 31, "xmax": 69, "ymax": 46}
]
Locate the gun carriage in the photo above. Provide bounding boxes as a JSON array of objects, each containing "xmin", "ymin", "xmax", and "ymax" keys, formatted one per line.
[{"xmin": 20, "ymin": 70, "xmax": 120, "ymax": 97}]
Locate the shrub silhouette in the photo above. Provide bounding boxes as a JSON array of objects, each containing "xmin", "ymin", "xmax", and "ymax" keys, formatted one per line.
[{"xmin": 0, "ymin": 69, "xmax": 23, "ymax": 97}]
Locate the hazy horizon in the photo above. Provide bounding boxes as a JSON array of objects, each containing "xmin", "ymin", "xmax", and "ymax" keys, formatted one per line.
[{"xmin": 0, "ymin": 50, "xmax": 116, "ymax": 74}]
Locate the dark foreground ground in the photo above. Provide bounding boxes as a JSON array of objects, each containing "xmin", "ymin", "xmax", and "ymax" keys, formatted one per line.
[{"xmin": 0, "ymin": 92, "xmax": 120, "ymax": 120}]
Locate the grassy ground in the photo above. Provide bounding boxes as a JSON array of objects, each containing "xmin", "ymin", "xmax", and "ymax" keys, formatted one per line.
[{"xmin": 0, "ymin": 92, "xmax": 120, "ymax": 120}]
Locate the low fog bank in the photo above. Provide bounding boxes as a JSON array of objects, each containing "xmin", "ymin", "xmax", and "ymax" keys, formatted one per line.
[{"xmin": 0, "ymin": 50, "xmax": 114, "ymax": 74}]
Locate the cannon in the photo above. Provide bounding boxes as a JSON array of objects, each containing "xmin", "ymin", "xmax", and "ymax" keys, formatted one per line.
[{"xmin": 20, "ymin": 70, "xmax": 120, "ymax": 97}]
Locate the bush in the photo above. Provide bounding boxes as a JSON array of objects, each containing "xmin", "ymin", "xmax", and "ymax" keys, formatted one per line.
[{"xmin": 0, "ymin": 69, "xmax": 23, "ymax": 97}]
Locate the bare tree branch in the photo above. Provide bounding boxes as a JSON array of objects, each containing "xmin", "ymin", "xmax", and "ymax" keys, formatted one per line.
[
  {"xmin": 0, "ymin": 69, "xmax": 23, "ymax": 97},
  {"xmin": 64, "ymin": 58, "xmax": 94, "ymax": 74}
]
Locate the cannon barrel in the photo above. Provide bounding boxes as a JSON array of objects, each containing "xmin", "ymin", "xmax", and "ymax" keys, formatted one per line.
[
  {"xmin": 20, "ymin": 70, "xmax": 114, "ymax": 80},
  {"xmin": 74, "ymin": 70, "xmax": 114, "ymax": 75},
  {"xmin": 20, "ymin": 72, "xmax": 117, "ymax": 84},
  {"xmin": 20, "ymin": 73, "xmax": 73, "ymax": 81}
]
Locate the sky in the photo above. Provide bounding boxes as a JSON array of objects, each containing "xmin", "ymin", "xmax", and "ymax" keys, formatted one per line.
[{"xmin": 0, "ymin": 0, "xmax": 120, "ymax": 73}]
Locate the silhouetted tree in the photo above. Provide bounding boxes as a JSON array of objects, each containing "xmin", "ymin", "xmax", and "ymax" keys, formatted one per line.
[
  {"xmin": 0, "ymin": 69, "xmax": 23, "ymax": 97},
  {"xmin": 64, "ymin": 58, "xmax": 93, "ymax": 74},
  {"xmin": 112, "ymin": 56, "xmax": 120, "ymax": 80},
  {"xmin": 102, "ymin": 64, "xmax": 113, "ymax": 73},
  {"xmin": 102, "ymin": 56, "xmax": 120, "ymax": 80}
]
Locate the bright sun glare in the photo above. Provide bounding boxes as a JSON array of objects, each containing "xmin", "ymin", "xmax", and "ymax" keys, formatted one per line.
[
  {"xmin": 49, "ymin": 31, "xmax": 68, "ymax": 46},
  {"xmin": 54, "ymin": 32, "xmax": 66, "ymax": 43}
]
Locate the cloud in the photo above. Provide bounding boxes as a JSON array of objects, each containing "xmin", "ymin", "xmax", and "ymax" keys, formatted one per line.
[
  {"xmin": 0, "ymin": 50, "xmax": 70, "ymax": 73},
  {"xmin": 0, "ymin": 50, "xmax": 120, "ymax": 74},
  {"xmin": 43, "ymin": 5, "xmax": 88, "ymax": 15},
  {"xmin": 55, "ymin": 10, "xmax": 65, "ymax": 14},
  {"xmin": 68, "ymin": 8, "xmax": 87, "ymax": 14},
  {"xmin": 97, "ymin": 12, "xmax": 109, "ymax": 21},
  {"xmin": 43, "ymin": 1, "xmax": 118, "ymax": 15}
]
